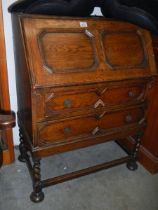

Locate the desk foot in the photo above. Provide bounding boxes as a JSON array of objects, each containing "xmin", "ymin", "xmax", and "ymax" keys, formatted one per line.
[
  {"xmin": 127, "ymin": 159, "xmax": 138, "ymax": 171},
  {"xmin": 30, "ymin": 191, "xmax": 44, "ymax": 203},
  {"xmin": 31, "ymin": 158, "xmax": 44, "ymax": 202}
]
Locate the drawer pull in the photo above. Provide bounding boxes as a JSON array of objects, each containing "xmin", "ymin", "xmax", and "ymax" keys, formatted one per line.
[
  {"xmin": 64, "ymin": 99, "xmax": 72, "ymax": 108},
  {"xmin": 94, "ymin": 99, "xmax": 105, "ymax": 109},
  {"xmin": 128, "ymin": 91, "xmax": 135, "ymax": 98},
  {"xmin": 64, "ymin": 127, "xmax": 71, "ymax": 134},
  {"xmin": 125, "ymin": 115, "xmax": 133, "ymax": 123}
]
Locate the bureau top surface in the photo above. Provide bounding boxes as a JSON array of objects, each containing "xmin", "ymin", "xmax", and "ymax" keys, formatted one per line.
[{"xmin": 14, "ymin": 15, "xmax": 157, "ymax": 88}]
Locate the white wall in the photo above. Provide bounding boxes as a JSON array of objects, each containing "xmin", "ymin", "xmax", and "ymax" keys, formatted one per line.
[
  {"xmin": 2, "ymin": 0, "xmax": 103, "ymax": 145},
  {"xmin": 2, "ymin": 0, "xmax": 19, "ymax": 144}
]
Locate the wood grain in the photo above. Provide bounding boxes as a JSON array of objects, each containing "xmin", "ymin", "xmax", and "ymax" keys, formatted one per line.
[{"xmin": 21, "ymin": 16, "xmax": 157, "ymax": 88}]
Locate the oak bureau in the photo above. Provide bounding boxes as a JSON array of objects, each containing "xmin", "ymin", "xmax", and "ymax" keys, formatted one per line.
[{"xmin": 11, "ymin": 14, "xmax": 157, "ymax": 202}]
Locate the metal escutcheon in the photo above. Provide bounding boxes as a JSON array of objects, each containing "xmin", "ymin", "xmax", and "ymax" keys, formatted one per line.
[
  {"xmin": 128, "ymin": 91, "xmax": 135, "ymax": 98},
  {"xmin": 64, "ymin": 127, "xmax": 71, "ymax": 134},
  {"xmin": 125, "ymin": 115, "xmax": 132, "ymax": 123},
  {"xmin": 64, "ymin": 99, "xmax": 72, "ymax": 108}
]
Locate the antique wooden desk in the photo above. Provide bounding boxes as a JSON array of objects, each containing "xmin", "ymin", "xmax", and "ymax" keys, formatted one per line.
[{"xmin": 11, "ymin": 14, "xmax": 157, "ymax": 202}]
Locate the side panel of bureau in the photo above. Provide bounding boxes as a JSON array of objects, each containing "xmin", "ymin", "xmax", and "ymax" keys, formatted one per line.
[
  {"xmin": 138, "ymin": 37, "xmax": 158, "ymax": 173},
  {"xmin": 12, "ymin": 15, "xmax": 33, "ymax": 147}
]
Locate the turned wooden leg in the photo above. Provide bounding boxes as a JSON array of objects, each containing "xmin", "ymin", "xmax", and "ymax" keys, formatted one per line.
[
  {"xmin": 18, "ymin": 128, "xmax": 28, "ymax": 162},
  {"xmin": 127, "ymin": 133, "xmax": 143, "ymax": 171},
  {"xmin": 30, "ymin": 158, "xmax": 44, "ymax": 203}
]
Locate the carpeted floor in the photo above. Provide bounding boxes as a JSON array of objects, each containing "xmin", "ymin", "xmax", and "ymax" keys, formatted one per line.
[{"xmin": 0, "ymin": 141, "xmax": 158, "ymax": 210}]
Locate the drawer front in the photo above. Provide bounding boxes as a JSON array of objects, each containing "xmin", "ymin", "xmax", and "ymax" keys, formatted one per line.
[
  {"xmin": 37, "ymin": 107, "xmax": 144, "ymax": 146},
  {"xmin": 36, "ymin": 82, "xmax": 146, "ymax": 121}
]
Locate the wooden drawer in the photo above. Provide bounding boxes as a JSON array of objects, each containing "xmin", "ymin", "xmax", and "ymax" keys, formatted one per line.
[
  {"xmin": 37, "ymin": 107, "xmax": 144, "ymax": 146},
  {"xmin": 35, "ymin": 82, "xmax": 146, "ymax": 121}
]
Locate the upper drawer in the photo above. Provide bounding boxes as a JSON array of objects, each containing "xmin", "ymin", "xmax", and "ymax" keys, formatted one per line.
[
  {"xmin": 20, "ymin": 16, "xmax": 157, "ymax": 87},
  {"xmin": 35, "ymin": 81, "xmax": 146, "ymax": 121}
]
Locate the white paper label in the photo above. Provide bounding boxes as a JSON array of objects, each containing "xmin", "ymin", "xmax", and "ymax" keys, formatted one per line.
[{"xmin": 80, "ymin": 22, "xmax": 88, "ymax": 28}]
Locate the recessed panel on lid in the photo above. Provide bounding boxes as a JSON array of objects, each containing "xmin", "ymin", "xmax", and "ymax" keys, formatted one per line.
[
  {"xmin": 38, "ymin": 30, "xmax": 98, "ymax": 73},
  {"xmin": 101, "ymin": 31, "xmax": 147, "ymax": 70}
]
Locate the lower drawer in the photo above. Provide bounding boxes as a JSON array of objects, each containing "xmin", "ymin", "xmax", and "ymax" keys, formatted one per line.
[{"xmin": 37, "ymin": 107, "xmax": 144, "ymax": 146}]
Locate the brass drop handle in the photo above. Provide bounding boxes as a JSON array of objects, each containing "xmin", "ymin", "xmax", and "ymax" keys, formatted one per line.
[
  {"xmin": 64, "ymin": 127, "xmax": 71, "ymax": 134},
  {"xmin": 125, "ymin": 115, "xmax": 133, "ymax": 123},
  {"xmin": 64, "ymin": 99, "xmax": 72, "ymax": 108}
]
